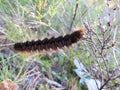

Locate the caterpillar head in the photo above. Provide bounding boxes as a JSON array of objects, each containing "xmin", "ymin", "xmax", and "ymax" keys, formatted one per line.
[
  {"xmin": 70, "ymin": 28, "xmax": 85, "ymax": 43},
  {"xmin": 75, "ymin": 28, "xmax": 85, "ymax": 39}
]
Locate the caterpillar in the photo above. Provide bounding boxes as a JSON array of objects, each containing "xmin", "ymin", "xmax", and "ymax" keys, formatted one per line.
[{"xmin": 14, "ymin": 28, "xmax": 85, "ymax": 52}]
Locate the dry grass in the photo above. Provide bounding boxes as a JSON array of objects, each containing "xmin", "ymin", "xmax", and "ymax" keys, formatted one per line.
[{"xmin": 0, "ymin": 0, "xmax": 120, "ymax": 90}]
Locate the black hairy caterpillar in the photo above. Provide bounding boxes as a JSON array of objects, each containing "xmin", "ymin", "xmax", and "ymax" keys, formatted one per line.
[{"xmin": 14, "ymin": 29, "xmax": 85, "ymax": 52}]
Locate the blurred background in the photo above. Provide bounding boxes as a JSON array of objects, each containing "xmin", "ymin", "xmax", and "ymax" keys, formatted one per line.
[{"xmin": 0, "ymin": 0, "xmax": 120, "ymax": 90}]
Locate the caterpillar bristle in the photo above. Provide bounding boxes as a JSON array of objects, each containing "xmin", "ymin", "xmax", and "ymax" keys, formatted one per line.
[{"xmin": 14, "ymin": 28, "xmax": 85, "ymax": 52}]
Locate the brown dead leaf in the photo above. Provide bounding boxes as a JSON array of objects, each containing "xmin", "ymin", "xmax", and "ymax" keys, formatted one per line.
[{"xmin": 0, "ymin": 79, "xmax": 18, "ymax": 90}]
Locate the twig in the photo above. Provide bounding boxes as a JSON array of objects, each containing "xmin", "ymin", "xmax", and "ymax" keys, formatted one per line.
[
  {"xmin": 45, "ymin": 78, "xmax": 63, "ymax": 88},
  {"xmin": 70, "ymin": 1, "xmax": 79, "ymax": 30},
  {"xmin": 29, "ymin": 74, "xmax": 41, "ymax": 90},
  {"xmin": 99, "ymin": 73, "xmax": 120, "ymax": 90},
  {"xmin": 112, "ymin": 26, "xmax": 118, "ymax": 65},
  {"xmin": 99, "ymin": 77, "xmax": 111, "ymax": 90},
  {"xmin": 0, "ymin": 43, "xmax": 15, "ymax": 47}
]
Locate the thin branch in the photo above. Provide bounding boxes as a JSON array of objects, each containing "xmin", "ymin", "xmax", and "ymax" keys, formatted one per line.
[
  {"xmin": 70, "ymin": 1, "xmax": 79, "ymax": 30},
  {"xmin": 112, "ymin": 26, "xmax": 118, "ymax": 65}
]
